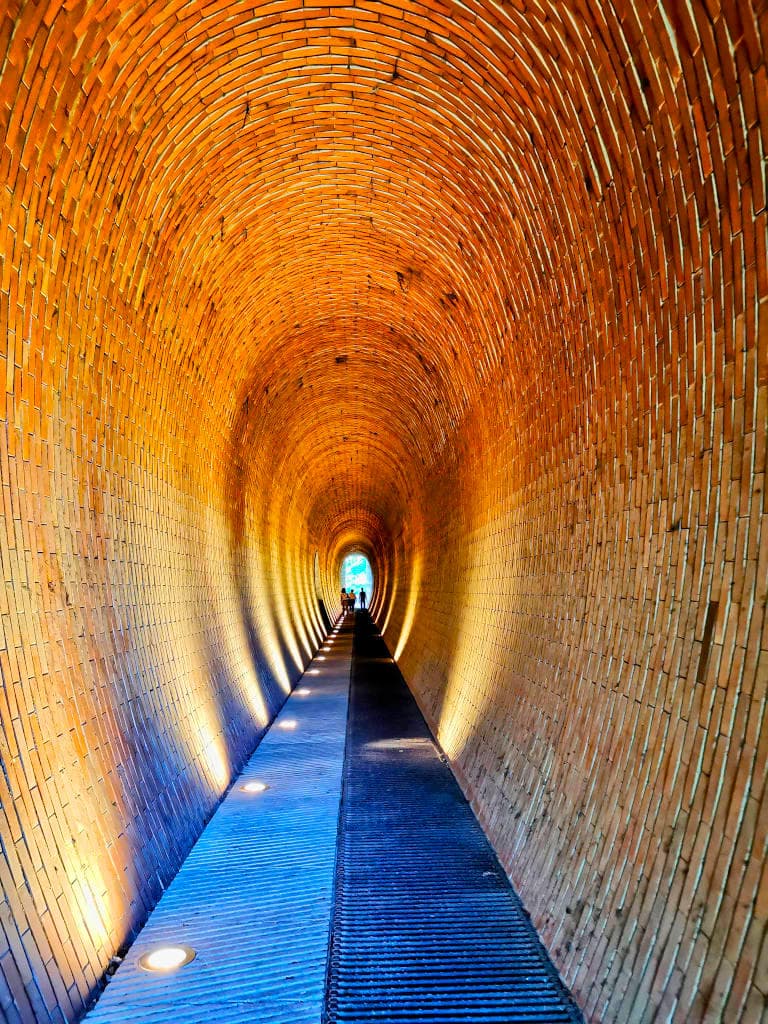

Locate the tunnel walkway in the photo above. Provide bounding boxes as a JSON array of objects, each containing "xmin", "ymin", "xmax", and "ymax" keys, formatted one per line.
[
  {"xmin": 84, "ymin": 616, "xmax": 581, "ymax": 1024},
  {"xmin": 82, "ymin": 625, "xmax": 353, "ymax": 1024},
  {"xmin": 326, "ymin": 615, "xmax": 582, "ymax": 1024}
]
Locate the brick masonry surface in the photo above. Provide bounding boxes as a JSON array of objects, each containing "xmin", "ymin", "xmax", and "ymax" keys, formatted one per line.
[{"xmin": 0, "ymin": 2, "xmax": 766, "ymax": 1024}]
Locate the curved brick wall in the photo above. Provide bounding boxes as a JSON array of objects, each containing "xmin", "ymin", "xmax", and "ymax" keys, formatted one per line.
[{"xmin": 1, "ymin": 2, "xmax": 766, "ymax": 1022}]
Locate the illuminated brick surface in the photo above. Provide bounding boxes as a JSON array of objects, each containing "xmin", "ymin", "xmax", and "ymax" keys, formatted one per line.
[{"xmin": 0, "ymin": 2, "xmax": 766, "ymax": 1023}]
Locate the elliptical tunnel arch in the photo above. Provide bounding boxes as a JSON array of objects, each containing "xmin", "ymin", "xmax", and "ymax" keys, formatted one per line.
[{"xmin": 0, "ymin": 3, "xmax": 765, "ymax": 1023}]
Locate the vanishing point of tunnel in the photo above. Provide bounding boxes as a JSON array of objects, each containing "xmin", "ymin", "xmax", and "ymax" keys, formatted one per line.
[{"xmin": 0, "ymin": 2, "xmax": 766, "ymax": 1023}]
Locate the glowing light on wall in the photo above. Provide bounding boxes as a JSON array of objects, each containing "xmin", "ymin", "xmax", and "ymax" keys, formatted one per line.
[
  {"xmin": 203, "ymin": 734, "xmax": 230, "ymax": 788},
  {"xmin": 289, "ymin": 550, "xmax": 314, "ymax": 661},
  {"xmin": 245, "ymin": 682, "xmax": 270, "ymax": 728},
  {"xmin": 267, "ymin": 643, "xmax": 293, "ymax": 693},
  {"xmin": 269, "ymin": 527, "xmax": 307, "ymax": 674},
  {"xmin": 436, "ymin": 692, "xmax": 470, "ymax": 761},
  {"xmin": 379, "ymin": 545, "xmax": 399, "ymax": 637},
  {"xmin": 245, "ymin": 536, "xmax": 293, "ymax": 693},
  {"xmin": 394, "ymin": 553, "xmax": 422, "ymax": 661},
  {"xmin": 238, "ymin": 635, "xmax": 271, "ymax": 727},
  {"xmin": 193, "ymin": 701, "xmax": 230, "ymax": 790},
  {"xmin": 71, "ymin": 858, "xmax": 116, "ymax": 952},
  {"xmin": 435, "ymin": 533, "xmax": 499, "ymax": 761}
]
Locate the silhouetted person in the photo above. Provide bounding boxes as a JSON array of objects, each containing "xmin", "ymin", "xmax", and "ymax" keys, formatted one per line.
[
  {"xmin": 360, "ymin": 588, "xmax": 367, "ymax": 609},
  {"xmin": 348, "ymin": 589, "xmax": 356, "ymax": 612},
  {"xmin": 341, "ymin": 587, "xmax": 347, "ymax": 613}
]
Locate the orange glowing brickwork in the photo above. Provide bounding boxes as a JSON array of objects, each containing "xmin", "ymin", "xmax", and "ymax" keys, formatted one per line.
[{"xmin": 0, "ymin": 2, "xmax": 766, "ymax": 1023}]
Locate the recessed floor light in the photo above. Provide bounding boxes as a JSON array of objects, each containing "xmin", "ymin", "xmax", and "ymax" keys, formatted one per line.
[
  {"xmin": 308, "ymin": 668, "xmax": 320, "ymax": 675},
  {"xmin": 278, "ymin": 720, "xmax": 297, "ymax": 730},
  {"xmin": 296, "ymin": 687, "xmax": 312, "ymax": 696},
  {"xmin": 138, "ymin": 946, "xmax": 196, "ymax": 973},
  {"xmin": 240, "ymin": 781, "xmax": 268, "ymax": 793}
]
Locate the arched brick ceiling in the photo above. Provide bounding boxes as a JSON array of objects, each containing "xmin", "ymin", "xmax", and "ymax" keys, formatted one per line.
[
  {"xmin": 7, "ymin": 0, "xmax": 626, "ymax": 552},
  {"xmin": 1, "ymin": 2, "xmax": 765, "ymax": 1023}
]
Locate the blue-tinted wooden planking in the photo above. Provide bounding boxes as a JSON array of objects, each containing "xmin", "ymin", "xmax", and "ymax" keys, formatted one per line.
[{"xmin": 84, "ymin": 621, "xmax": 351, "ymax": 1024}]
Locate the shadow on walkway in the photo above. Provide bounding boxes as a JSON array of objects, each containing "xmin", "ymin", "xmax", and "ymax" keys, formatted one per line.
[{"xmin": 325, "ymin": 611, "xmax": 583, "ymax": 1023}]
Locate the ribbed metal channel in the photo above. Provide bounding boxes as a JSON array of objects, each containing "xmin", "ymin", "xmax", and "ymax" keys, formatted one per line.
[{"xmin": 324, "ymin": 615, "xmax": 583, "ymax": 1024}]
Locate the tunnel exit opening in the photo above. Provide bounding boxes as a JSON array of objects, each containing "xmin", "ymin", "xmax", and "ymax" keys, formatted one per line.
[{"xmin": 341, "ymin": 553, "xmax": 374, "ymax": 607}]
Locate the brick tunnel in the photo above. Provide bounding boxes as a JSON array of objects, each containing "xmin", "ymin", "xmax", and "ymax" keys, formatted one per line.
[{"xmin": 1, "ymin": 2, "xmax": 766, "ymax": 1022}]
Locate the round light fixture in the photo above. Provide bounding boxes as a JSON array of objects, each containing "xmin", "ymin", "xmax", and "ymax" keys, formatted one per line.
[
  {"xmin": 240, "ymin": 781, "xmax": 268, "ymax": 793},
  {"xmin": 296, "ymin": 687, "xmax": 312, "ymax": 696},
  {"xmin": 138, "ymin": 945, "xmax": 196, "ymax": 973},
  {"xmin": 308, "ymin": 669, "xmax": 320, "ymax": 675},
  {"xmin": 278, "ymin": 719, "xmax": 297, "ymax": 730}
]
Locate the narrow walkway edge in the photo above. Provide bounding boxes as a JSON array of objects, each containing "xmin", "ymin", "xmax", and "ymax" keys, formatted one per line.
[
  {"xmin": 324, "ymin": 612, "xmax": 583, "ymax": 1023},
  {"xmin": 84, "ymin": 620, "xmax": 352, "ymax": 1024}
]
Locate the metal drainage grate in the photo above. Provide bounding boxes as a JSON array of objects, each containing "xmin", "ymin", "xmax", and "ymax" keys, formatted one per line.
[{"xmin": 324, "ymin": 614, "xmax": 583, "ymax": 1024}]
